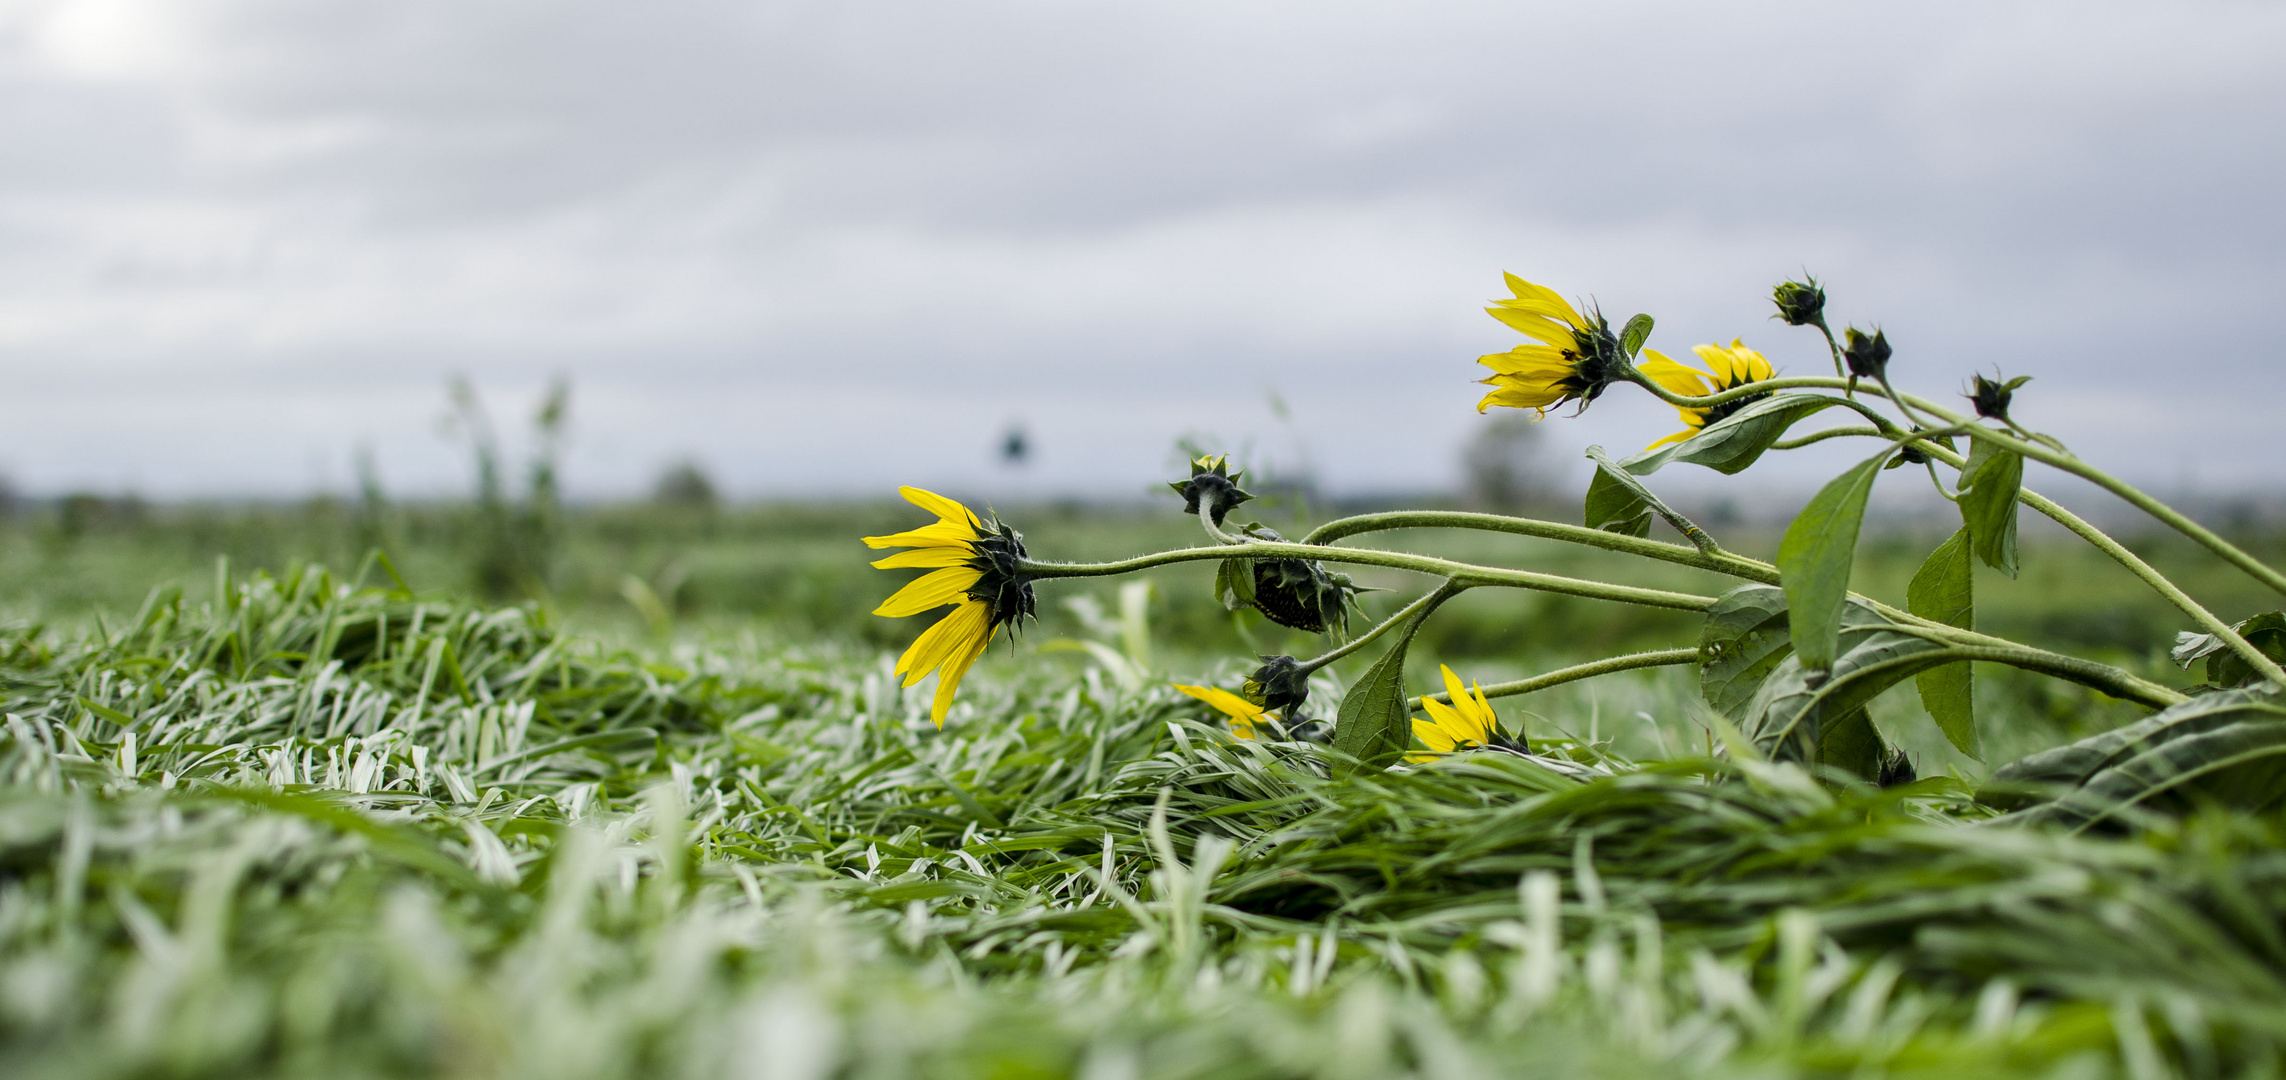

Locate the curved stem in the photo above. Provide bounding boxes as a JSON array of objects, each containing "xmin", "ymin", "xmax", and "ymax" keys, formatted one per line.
[
  {"xmin": 1769, "ymin": 425, "xmax": 1883, "ymax": 451},
  {"xmin": 1411, "ymin": 648, "xmax": 1700, "ymax": 708},
  {"xmin": 1021, "ymin": 541, "xmax": 1716, "ymax": 612},
  {"xmin": 1298, "ymin": 582, "xmax": 1460, "ymax": 674},
  {"xmin": 1300, "ymin": 511, "xmax": 1780, "ymax": 585}
]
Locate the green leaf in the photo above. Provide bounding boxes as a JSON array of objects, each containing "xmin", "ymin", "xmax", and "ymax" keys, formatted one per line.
[
  {"xmin": 1817, "ymin": 707, "xmax": 1885, "ymax": 780},
  {"xmin": 1906, "ymin": 528, "xmax": 1979, "ymax": 758},
  {"xmin": 1619, "ymin": 394, "xmax": 1853, "ymax": 476},
  {"xmin": 2172, "ymin": 612, "xmax": 2286, "ymax": 690},
  {"xmin": 1212, "ymin": 558, "xmax": 1256, "ymax": 611},
  {"xmin": 1775, "ymin": 452, "xmax": 1886, "ymax": 672},
  {"xmin": 1701, "ymin": 584, "xmax": 1981, "ymax": 772},
  {"xmin": 1583, "ymin": 458, "xmax": 1653, "ymax": 538},
  {"xmin": 1619, "ymin": 313, "xmax": 1655, "ymax": 357},
  {"xmin": 1331, "ymin": 637, "xmax": 1417, "ymax": 774},
  {"xmin": 1984, "ymin": 687, "xmax": 2286, "ymax": 828},
  {"xmin": 1957, "ymin": 437, "xmax": 2023, "ymax": 578}
]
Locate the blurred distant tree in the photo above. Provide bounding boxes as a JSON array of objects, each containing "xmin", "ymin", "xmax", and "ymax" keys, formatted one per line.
[
  {"xmin": 1461, "ymin": 413, "xmax": 1557, "ymax": 513},
  {"xmin": 653, "ymin": 459, "xmax": 720, "ymax": 509},
  {"xmin": 1001, "ymin": 422, "xmax": 1030, "ymax": 467}
]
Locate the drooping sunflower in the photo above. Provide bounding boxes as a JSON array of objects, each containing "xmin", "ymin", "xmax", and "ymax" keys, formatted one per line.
[
  {"xmin": 1477, "ymin": 273, "xmax": 1632, "ymax": 416},
  {"xmin": 865, "ymin": 486, "xmax": 1035, "ymax": 728},
  {"xmin": 1173, "ymin": 683, "xmax": 1273, "ymax": 741},
  {"xmin": 1408, "ymin": 665, "xmax": 1524, "ymax": 762},
  {"xmin": 1638, "ymin": 339, "xmax": 1778, "ymax": 449}
]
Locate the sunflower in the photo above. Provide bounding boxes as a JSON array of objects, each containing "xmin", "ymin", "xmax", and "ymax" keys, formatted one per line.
[
  {"xmin": 865, "ymin": 486, "xmax": 1035, "ymax": 728},
  {"xmin": 1477, "ymin": 273, "xmax": 1631, "ymax": 416},
  {"xmin": 1408, "ymin": 665, "xmax": 1524, "ymax": 762},
  {"xmin": 1173, "ymin": 684, "xmax": 1273, "ymax": 741},
  {"xmin": 1638, "ymin": 339, "xmax": 1777, "ymax": 449}
]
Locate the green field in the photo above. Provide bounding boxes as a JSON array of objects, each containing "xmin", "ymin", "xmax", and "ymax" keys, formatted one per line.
[{"xmin": 3, "ymin": 498, "xmax": 2284, "ymax": 1078}]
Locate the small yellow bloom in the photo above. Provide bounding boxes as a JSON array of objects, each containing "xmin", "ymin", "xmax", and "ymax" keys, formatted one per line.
[
  {"xmin": 1407, "ymin": 665, "xmax": 1514, "ymax": 762},
  {"xmin": 1477, "ymin": 273, "xmax": 1629, "ymax": 417},
  {"xmin": 1638, "ymin": 339, "xmax": 1777, "ymax": 449},
  {"xmin": 1174, "ymin": 683, "xmax": 1274, "ymax": 741},
  {"xmin": 866, "ymin": 487, "xmax": 1034, "ymax": 728}
]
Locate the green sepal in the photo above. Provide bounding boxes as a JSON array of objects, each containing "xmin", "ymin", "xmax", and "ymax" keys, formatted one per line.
[
  {"xmin": 1619, "ymin": 313, "xmax": 1655, "ymax": 358},
  {"xmin": 1775, "ymin": 451, "xmax": 1886, "ymax": 672},
  {"xmin": 1906, "ymin": 528, "xmax": 1979, "ymax": 758},
  {"xmin": 1957, "ymin": 437, "xmax": 2023, "ymax": 579}
]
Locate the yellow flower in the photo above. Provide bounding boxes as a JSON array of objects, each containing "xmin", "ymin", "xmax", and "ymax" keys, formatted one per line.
[
  {"xmin": 1637, "ymin": 339, "xmax": 1778, "ymax": 449},
  {"xmin": 1477, "ymin": 273, "xmax": 1630, "ymax": 416},
  {"xmin": 1407, "ymin": 665, "xmax": 1515, "ymax": 762},
  {"xmin": 1174, "ymin": 683, "xmax": 1273, "ymax": 741},
  {"xmin": 865, "ymin": 486, "xmax": 1035, "ymax": 728}
]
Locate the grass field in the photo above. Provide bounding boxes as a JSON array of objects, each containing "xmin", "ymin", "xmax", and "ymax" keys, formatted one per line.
[{"xmin": 3, "ymin": 499, "xmax": 2284, "ymax": 1077}]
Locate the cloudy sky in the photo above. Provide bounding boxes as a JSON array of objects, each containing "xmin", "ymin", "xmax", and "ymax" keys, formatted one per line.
[{"xmin": 1, "ymin": 0, "xmax": 2281, "ymax": 503}]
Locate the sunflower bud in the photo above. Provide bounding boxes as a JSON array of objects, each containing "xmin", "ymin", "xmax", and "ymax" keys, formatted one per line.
[
  {"xmin": 1968, "ymin": 373, "xmax": 2031, "ymax": 421},
  {"xmin": 1842, "ymin": 327, "xmax": 1890, "ymax": 381},
  {"xmin": 1169, "ymin": 455, "xmax": 1254, "ymax": 526},
  {"xmin": 1243, "ymin": 654, "xmax": 1310, "ymax": 717},
  {"xmin": 1771, "ymin": 276, "xmax": 1827, "ymax": 328}
]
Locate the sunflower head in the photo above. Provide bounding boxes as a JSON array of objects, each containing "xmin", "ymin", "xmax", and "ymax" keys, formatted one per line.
[
  {"xmin": 1243, "ymin": 654, "xmax": 1310, "ymax": 717},
  {"xmin": 1639, "ymin": 339, "xmax": 1778, "ymax": 448},
  {"xmin": 1237, "ymin": 525, "xmax": 1365, "ymax": 634},
  {"xmin": 1968, "ymin": 372, "xmax": 2031, "ymax": 421},
  {"xmin": 1170, "ymin": 455, "xmax": 1255, "ymax": 526},
  {"xmin": 1477, "ymin": 273, "xmax": 1639, "ymax": 418},
  {"xmin": 1407, "ymin": 665, "xmax": 1525, "ymax": 763},
  {"xmin": 1771, "ymin": 276, "xmax": 1828, "ymax": 328},
  {"xmin": 1842, "ymin": 327, "xmax": 1892, "ymax": 382},
  {"xmin": 864, "ymin": 486, "xmax": 1038, "ymax": 727}
]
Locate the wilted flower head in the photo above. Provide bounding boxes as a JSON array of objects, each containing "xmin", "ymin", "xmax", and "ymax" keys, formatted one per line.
[
  {"xmin": 1771, "ymin": 276, "xmax": 1827, "ymax": 328},
  {"xmin": 1239, "ymin": 525, "xmax": 1365, "ymax": 634},
  {"xmin": 1842, "ymin": 327, "xmax": 1891, "ymax": 382}
]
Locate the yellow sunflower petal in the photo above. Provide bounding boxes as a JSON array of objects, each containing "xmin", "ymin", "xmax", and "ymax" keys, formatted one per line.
[
  {"xmin": 1487, "ymin": 306, "xmax": 1579, "ymax": 347},
  {"xmin": 927, "ymin": 616, "xmax": 998, "ymax": 728},
  {"xmin": 872, "ymin": 546, "xmax": 976, "ymax": 570},
  {"xmin": 1413, "ymin": 717, "xmax": 1458, "ymax": 753},
  {"xmin": 1645, "ymin": 427, "xmax": 1697, "ymax": 449},
  {"xmin": 899, "ymin": 486, "xmax": 982, "ymax": 528},
  {"xmin": 1437, "ymin": 665, "xmax": 1469, "ymax": 708},
  {"xmin": 894, "ymin": 599, "xmax": 991, "ymax": 686},
  {"xmin": 1478, "ymin": 345, "xmax": 1573, "ymax": 378},
  {"xmin": 1500, "ymin": 274, "xmax": 1583, "ymax": 326},
  {"xmin": 872, "ymin": 566, "xmax": 983, "ymax": 617},
  {"xmin": 1174, "ymin": 684, "xmax": 1263, "ymax": 721},
  {"xmin": 863, "ymin": 519, "xmax": 978, "ymax": 550},
  {"xmin": 1638, "ymin": 352, "xmax": 1712, "ymax": 398}
]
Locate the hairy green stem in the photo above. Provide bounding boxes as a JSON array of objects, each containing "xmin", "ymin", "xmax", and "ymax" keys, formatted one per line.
[
  {"xmin": 1300, "ymin": 511, "xmax": 1780, "ymax": 585},
  {"xmin": 1020, "ymin": 541, "xmax": 1716, "ymax": 612},
  {"xmin": 1297, "ymin": 580, "xmax": 1463, "ymax": 674},
  {"xmin": 1411, "ymin": 648, "xmax": 1701, "ymax": 709},
  {"xmin": 1769, "ymin": 425, "xmax": 1885, "ymax": 451}
]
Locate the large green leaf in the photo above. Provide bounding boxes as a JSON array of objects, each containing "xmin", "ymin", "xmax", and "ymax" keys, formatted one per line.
[
  {"xmin": 1985, "ymin": 687, "xmax": 2286, "ymax": 829},
  {"xmin": 1701, "ymin": 585, "xmax": 1975, "ymax": 771},
  {"xmin": 1619, "ymin": 394, "xmax": 1853, "ymax": 476},
  {"xmin": 1775, "ymin": 452, "xmax": 1887, "ymax": 672},
  {"xmin": 1957, "ymin": 437, "xmax": 2023, "ymax": 578},
  {"xmin": 1332, "ymin": 635, "xmax": 1417, "ymax": 774},
  {"xmin": 1906, "ymin": 528, "xmax": 1979, "ymax": 758},
  {"xmin": 2171, "ymin": 611, "xmax": 2286, "ymax": 690},
  {"xmin": 1582, "ymin": 460, "xmax": 1653, "ymax": 538}
]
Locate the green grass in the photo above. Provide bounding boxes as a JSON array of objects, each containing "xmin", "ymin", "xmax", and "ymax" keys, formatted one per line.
[{"xmin": 3, "ymin": 551, "xmax": 2285, "ymax": 1078}]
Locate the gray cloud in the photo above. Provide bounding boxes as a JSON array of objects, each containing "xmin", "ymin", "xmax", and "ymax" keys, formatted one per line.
[{"xmin": 0, "ymin": 0, "xmax": 2280, "ymax": 501}]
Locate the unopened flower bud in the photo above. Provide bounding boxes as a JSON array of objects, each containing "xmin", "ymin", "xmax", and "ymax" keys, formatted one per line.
[
  {"xmin": 1243, "ymin": 655, "xmax": 1310, "ymax": 717},
  {"xmin": 1169, "ymin": 455, "xmax": 1254, "ymax": 525},
  {"xmin": 1968, "ymin": 373, "xmax": 2031, "ymax": 421},
  {"xmin": 1771, "ymin": 276, "xmax": 1827, "ymax": 328},
  {"xmin": 1842, "ymin": 327, "xmax": 1891, "ymax": 381}
]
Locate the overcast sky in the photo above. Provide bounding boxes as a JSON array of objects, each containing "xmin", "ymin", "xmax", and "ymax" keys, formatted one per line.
[{"xmin": 1, "ymin": 0, "xmax": 2281, "ymax": 504}]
